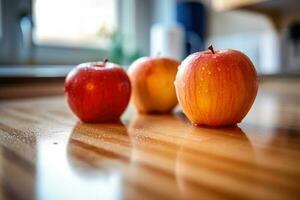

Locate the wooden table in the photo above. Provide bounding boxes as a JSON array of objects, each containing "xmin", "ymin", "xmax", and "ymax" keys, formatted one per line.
[{"xmin": 0, "ymin": 78, "xmax": 299, "ymax": 200}]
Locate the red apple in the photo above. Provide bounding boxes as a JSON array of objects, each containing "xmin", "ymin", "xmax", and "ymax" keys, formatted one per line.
[
  {"xmin": 175, "ymin": 46, "xmax": 258, "ymax": 127},
  {"xmin": 65, "ymin": 60, "xmax": 131, "ymax": 123},
  {"xmin": 128, "ymin": 57, "xmax": 180, "ymax": 113}
]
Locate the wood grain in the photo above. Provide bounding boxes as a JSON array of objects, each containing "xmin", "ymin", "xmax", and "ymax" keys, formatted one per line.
[{"xmin": 0, "ymin": 79, "xmax": 299, "ymax": 200}]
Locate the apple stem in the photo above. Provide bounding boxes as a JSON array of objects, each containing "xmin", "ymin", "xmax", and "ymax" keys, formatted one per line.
[
  {"xmin": 208, "ymin": 45, "xmax": 215, "ymax": 54},
  {"xmin": 103, "ymin": 58, "xmax": 108, "ymax": 66}
]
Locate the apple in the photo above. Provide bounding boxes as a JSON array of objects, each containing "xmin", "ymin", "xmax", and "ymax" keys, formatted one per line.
[
  {"xmin": 175, "ymin": 46, "xmax": 258, "ymax": 127},
  {"xmin": 65, "ymin": 59, "xmax": 131, "ymax": 123},
  {"xmin": 128, "ymin": 57, "xmax": 180, "ymax": 113}
]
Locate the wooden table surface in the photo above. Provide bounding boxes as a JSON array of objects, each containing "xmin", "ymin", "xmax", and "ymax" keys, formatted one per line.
[{"xmin": 0, "ymin": 78, "xmax": 300, "ymax": 200}]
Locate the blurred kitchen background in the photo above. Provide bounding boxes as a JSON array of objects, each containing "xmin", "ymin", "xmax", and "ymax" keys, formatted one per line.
[{"xmin": 0, "ymin": 0, "xmax": 300, "ymax": 98}]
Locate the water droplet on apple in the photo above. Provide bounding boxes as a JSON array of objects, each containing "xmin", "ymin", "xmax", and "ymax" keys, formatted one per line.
[
  {"xmin": 208, "ymin": 71, "xmax": 211, "ymax": 75},
  {"xmin": 217, "ymin": 67, "xmax": 221, "ymax": 71}
]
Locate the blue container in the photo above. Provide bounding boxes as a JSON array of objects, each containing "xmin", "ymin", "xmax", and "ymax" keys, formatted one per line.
[{"xmin": 176, "ymin": 1, "xmax": 207, "ymax": 56}]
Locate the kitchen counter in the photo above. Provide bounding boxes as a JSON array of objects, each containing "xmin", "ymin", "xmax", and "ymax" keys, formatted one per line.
[{"xmin": 0, "ymin": 78, "xmax": 299, "ymax": 200}]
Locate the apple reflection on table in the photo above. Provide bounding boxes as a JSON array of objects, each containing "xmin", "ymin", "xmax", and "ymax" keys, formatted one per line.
[
  {"xmin": 66, "ymin": 121, "xmax": 131, "ymax": 200},
  {"xmin": 65, "ymin": 111, "xmax": 257, "ymax": 199},
  {"xmin": 127, "ymin": 113, "xmax": 183, "ymax": 198},
  {"xmin": 67, "ymin": 113, "xmax": 185, "ymax": 199},
  {"xmin": 174, "ymin": 124, "xmax": 255, "ymax": 199},
  {"xmin": 127, "ymin": 112, "xmax": 256, "ymax": 199}
]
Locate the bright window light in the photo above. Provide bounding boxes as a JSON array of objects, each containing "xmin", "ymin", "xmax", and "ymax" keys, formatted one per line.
[{"xmin": 33, "ymin": 0, "xmax": 117, "ymax": 48}]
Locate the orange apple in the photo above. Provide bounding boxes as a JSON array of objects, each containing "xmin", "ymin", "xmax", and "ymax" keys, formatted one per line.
[
  {"xmin": 175, "ymin": 46, "xmax": 258, "ymax": 127},
  {"xmin": 128, "ymin": 57, "xmax": 180, "ymax": 113}
]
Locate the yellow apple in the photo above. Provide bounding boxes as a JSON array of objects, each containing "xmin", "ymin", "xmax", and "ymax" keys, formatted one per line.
[{"xmin": 128, "ymin": 57, "xmax": 180, "ymax": 114}]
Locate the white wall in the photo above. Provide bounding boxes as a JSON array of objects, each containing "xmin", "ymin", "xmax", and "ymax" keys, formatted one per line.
[{"xmin": 209, "ymin": 10, "xmax": 274, "ymax": 36}]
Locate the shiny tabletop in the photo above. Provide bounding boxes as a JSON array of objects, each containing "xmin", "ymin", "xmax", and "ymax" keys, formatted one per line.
[{"xmin": 0, "ymin": 79, "xmax": 299, "ymax": 200}]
